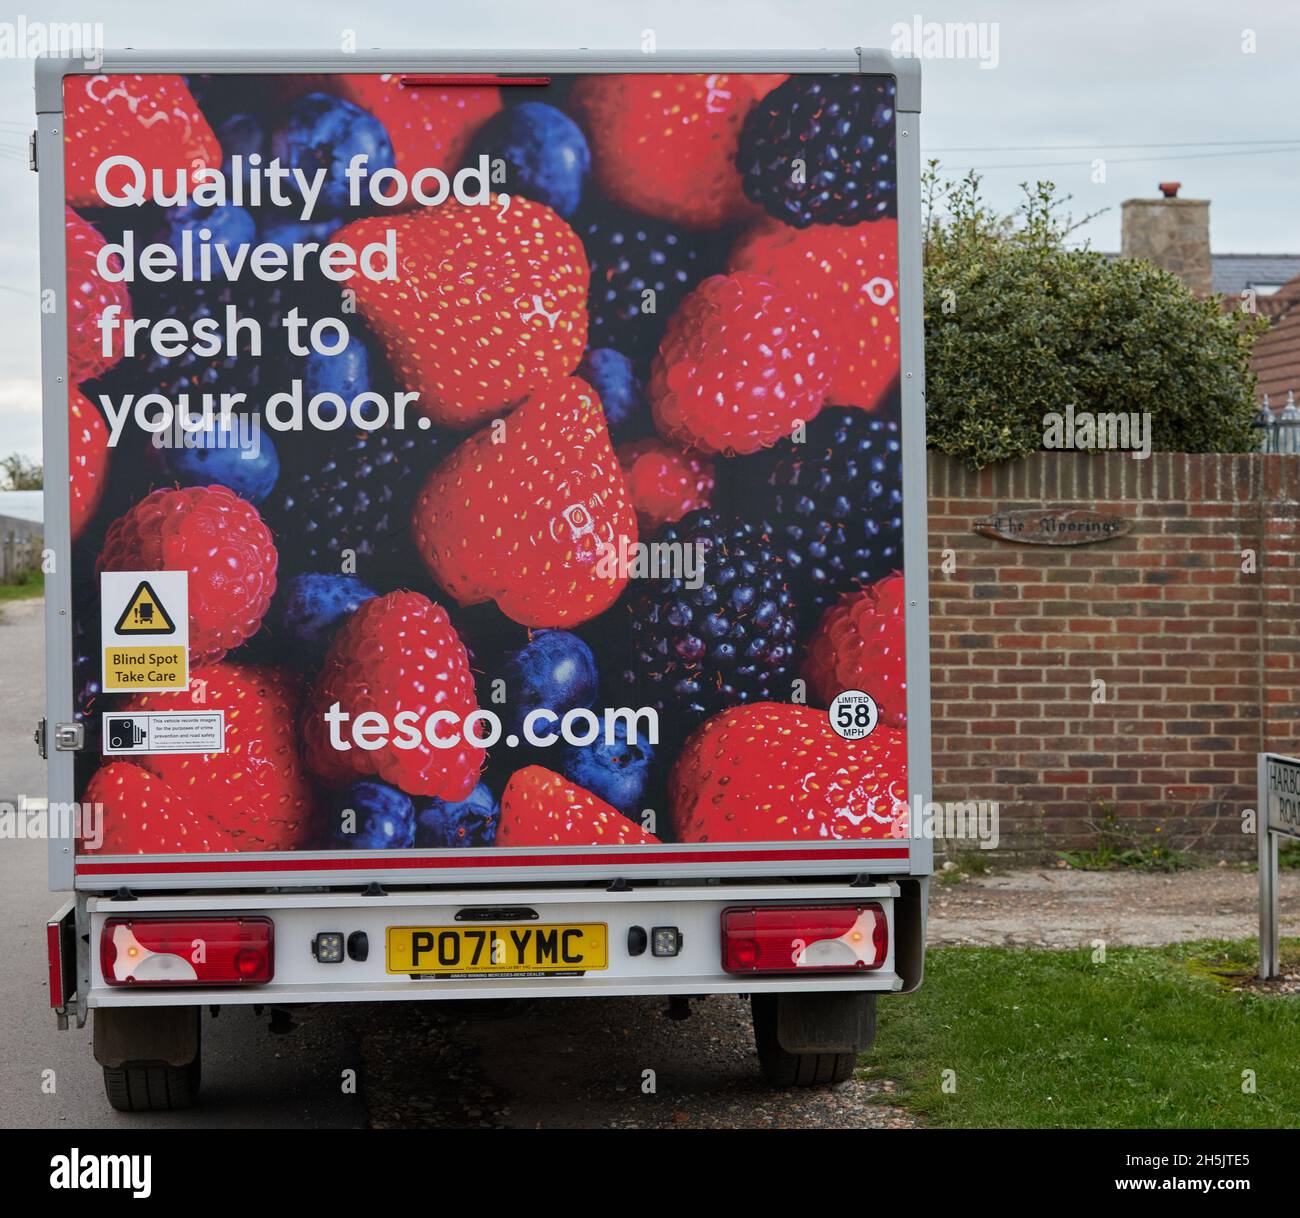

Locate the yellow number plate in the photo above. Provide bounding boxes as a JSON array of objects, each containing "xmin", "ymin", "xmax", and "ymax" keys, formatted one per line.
[{"xmin": 386, "ymin": 924, "xmax": 608, "ymax": 976}]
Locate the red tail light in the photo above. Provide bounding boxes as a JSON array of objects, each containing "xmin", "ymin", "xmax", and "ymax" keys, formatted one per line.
[
  {"xmin": 721, "ymin": 904, "xmax": 887, "ymax": 975},
  {"xmin": 100, "ymin": 917, "xmax": 274, "ymax": 987}
]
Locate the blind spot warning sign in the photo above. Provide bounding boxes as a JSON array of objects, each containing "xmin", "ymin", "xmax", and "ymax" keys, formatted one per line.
[
  {"xmin": 113, "ymin": 580, "xmax": 177, "ymax": 634},
  {"xmin": 101, "ymin": 571, "xmax": 189, "ymax": 692}
]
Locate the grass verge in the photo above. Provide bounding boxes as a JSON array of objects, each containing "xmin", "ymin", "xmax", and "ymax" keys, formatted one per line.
[
  {"xmin": 0, "ymin": 570, "xmax": 43, "ymax": 603},
  {"xmin": 862, "ymin": 939, "xmax": 1300, "ymax": 1128}
]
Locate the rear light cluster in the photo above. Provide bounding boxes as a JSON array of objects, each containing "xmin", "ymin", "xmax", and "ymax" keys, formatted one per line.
[
  {"xmin": 101, "ymin": 917, "xmax": 274, "ymax": 987},
  {"xmin": 721, "ymin": 904, "xmax": 888, "ymax": 975}
]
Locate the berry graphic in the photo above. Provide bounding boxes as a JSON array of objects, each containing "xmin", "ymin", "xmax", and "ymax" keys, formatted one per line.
[
  {"xmin": 560, "ymin": 718, "xmax": 655, "ymax": 817},
  {"xmin": 98, "ymin": 486, "xmax": 278, "ymax": 667},
  {"xmin": 116, "ymin": 275, "xmax": 300, "ymax": 412},
  {"xmin": 498, "ymin": 766, "xmax": 660, "ymax": 846},
  {"xmin": 216, "ymin": 112, "xmax": 266, "ymax": 181},
  {"xmin": 803, "ymin": 574, "xmax": 907, "ymax": 728},
  {"xmin": 416, "ymin": 782, "xmax": 500, "ymax": 848},
  {"xmin": 271, "ymin": 92, "xmax": 395, "ymax": 212},
  {"xmin": 336, "ymin": 197, "xmax": 588, "ymax": 427},
  {"xmin": 752, "ymin": 406, "xmax": 903, "ymax": 626},
  {"xmin": 329, "ymin": 779, "xmax": 416, "ymax": 849},
  {"xmin": 302, "ymin": 591, "xmax": 485, "ymax": 800},
  {"xmin": 299, "ymin": 74, "xmax": 501, "ymax": 177},
  {"xmin": 570, "ymin": 74, "xmax": 759, "ymax": 228},
  {"xmin": 728, "ymin": 217, "xmax": 899, "ymax": 410},
  {"xmin": 85, "ymin": 763, "xmax": 227, "ymax": 855},
  {"xmin": 648, "ymin": 271, "xmax": 834, "ymax": 454},
  {"xmin": 64, "ymin": 74, "xmax": 220, "ymax": 211},
  {"xmin": 161, "ymin": 417, "xmax": 280, "ymax": 502},
  {"xmin": 737, "ymin": 75, "xmax": 897, "ymax": 227},
  {"xmin": 70, "ymin": 389, "xmax": 109, "ymax": 541},
  {"xmin": 162, "ymin": 202, "xmax": 257, "ymax": 257},
  {"xmin": 303, "ymin": 332, "xmax": 371, "ymax": 400},
  {"xmin": 264, "ymin": 424, "xmax": 450, "ymax": 584},
  {"xmin": 65, "ymin": 208, "xmax": 131, "ymax": 385},
  {"xmin": 498, "ymin": 631, "xmax": 599, "ymax": 736},
  {"xmin": 119, "ymin": 663, "xmax": 317, "ymax": 851},
  {"xmin": 467, "ymin": 101, "xmax": 590, "ymax": 218},
  {"xmin": 622, "ymin": 510, "xmax": 797, "ymax": 738},
  {"xmin": 579, "ymin": 211, "xmax": 716, "ymax": 366},
  {"xmin": 413, "ymin": 376, "xmax": 637, "ymax": 628},
  {"xmin": 280, "ymin": 573, "xmax": 378, "ymax": 661},
  {"xmin": 670, "ymin": 703, "xmax": 908, "ymax": 841},
  {"xmin": 576, "ymin": 347, "xmax": 646, "ymax": 440},
  {"xmin": 617, "ymin": 437, "xmax": 715, "ymax": 533}
]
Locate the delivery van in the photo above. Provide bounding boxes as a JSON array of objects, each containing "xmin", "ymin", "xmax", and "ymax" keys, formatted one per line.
[{"xmin": 36, "ymin": 47, "xmax": 931, "ymax": 1109}]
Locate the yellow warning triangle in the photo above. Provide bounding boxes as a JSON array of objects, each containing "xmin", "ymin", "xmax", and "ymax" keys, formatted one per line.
[{"xmin": 114, "ymin": 580, "xmax": 177, "ymax": 635}]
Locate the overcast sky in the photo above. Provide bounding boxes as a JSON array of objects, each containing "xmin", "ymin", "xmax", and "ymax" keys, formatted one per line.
[{"xmin": 1, "ymin": 0, "xmax": 1297, "ymax": 465}]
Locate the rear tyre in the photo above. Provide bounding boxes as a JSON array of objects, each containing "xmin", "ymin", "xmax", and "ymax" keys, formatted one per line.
[
  {"xmin": 750, "ymin": 993, "xmax": 872, "ymax": 1087},
  {"xmin": 103, "ymin": 1056, "xmax": 201, "ymax": 1112}
]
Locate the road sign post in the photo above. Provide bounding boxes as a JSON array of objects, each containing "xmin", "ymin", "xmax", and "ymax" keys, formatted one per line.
[{"xmin": 1258, "ymin": 752, "xmax": 1300, "ymax": 980}]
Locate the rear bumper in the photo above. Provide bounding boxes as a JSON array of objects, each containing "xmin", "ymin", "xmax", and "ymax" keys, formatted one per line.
[{"xmin": 83, "ymin": 879, "xmax": 920, "ymax": 1007}]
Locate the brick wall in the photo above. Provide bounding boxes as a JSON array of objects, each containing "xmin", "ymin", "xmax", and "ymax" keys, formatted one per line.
[{"xmin": 926, "ymin": 452, "xmax": 1300, "ymax": 854}]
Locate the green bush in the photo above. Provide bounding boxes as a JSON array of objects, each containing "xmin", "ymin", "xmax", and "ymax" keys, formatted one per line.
[{"xmin": 922, "ymin": 169, "xmax": 1265, "ymax": 469}]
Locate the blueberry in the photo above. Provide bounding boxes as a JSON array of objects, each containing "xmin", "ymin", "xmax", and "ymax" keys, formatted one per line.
[
  {"xmin": 415, "ymin": 783, "xmax": 500, "ymax": 848},
  {"xmin": 305, "ymin": 333, "xmax": 371, "ymax": 400},
  {"xmin": 218, "ymin": 113, "xmax": 266, "ymax": 190},
  {"xmin": 259, "ymin": 214, "xmax": 343, "ymax": 251},
  {"xmin": 560, "ymin": 718, "xmax": 655, "ymax": 816},
  {"xmin": 271, "ymin": 92, "xmax": 395, "ymax": 213},
  {"xmin": 330, "ymin": 780, "xmax": 415, "ymax": 849},
  {"xmin": 576, "ymin": 348, "xmax": 645, "ymax": 440},
  {"xmin": 499, "ymin": 630, "xmax": 598, "ymax": 736},
  {"xmin": 164, "ymin": 204, "xmax": 257, "ymax": 257},
  {"xmin": 467, "ymin": 101, "xmax": 590, "ymax": 217},
  {"xmin": 281, "ymin": 573, "xmax": 377, "ymax": 657},
  {"xmin": 161, "ymin": 416, "xmax": 280, "ymax": 501}
]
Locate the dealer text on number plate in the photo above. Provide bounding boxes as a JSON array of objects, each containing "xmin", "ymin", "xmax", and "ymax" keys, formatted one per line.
[{"xmin": 386, "ymin": 924, "xmax": 608, "ymax": 975}]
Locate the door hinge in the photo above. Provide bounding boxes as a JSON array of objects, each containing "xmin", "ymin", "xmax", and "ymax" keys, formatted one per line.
[
  {"xmin": 35, "ymin": 718, "xmax": 46, "ymax": 759},
  {"xmin": 29, "ymin": 130, "xmax": 37, "ymax": 173}
]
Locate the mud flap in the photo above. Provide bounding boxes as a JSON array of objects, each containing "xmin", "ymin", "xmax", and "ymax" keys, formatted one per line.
[
  {"xmin": 94, "ymin": 1006, "xmax": 200, "ymax": 1068},
  {"xmin": 774, "ymin": 990, "xmax": 877, "ymax": 1054}
]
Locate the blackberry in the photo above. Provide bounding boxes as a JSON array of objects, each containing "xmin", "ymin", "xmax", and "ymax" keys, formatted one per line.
[
  {"xmin": 106, "ymin": 276, "xmax": 305, "ymax": 411},
  {"xmin": 263, "ymin": 425, "xmax": 450, "ymax": 587},
  {"xmin": 737, "ymin": 75, "xmax": 896, "ymax": 227},
  {"xmin": 622, "ymin": 510, "xmax": 797, "ymax": 738},
  {"xmin": 578, "ymin": 209, "xmax": 716, "ymax": 365},
  {"xmin": 753, "ymin": 407, "xmax": 904, "ymax": 627}
]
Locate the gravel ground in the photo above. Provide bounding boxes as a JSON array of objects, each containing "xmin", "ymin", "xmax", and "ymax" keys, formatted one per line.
[
  {"xmin": 360, "ymin": 995, "xmax": 917, "ymax": 1129},
  {"xmin": 928, "ymin": 864, "xmax": 1300, "ymax": 948}
]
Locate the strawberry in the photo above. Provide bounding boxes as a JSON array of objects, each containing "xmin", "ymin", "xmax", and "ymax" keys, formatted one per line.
[
  {"xmin": 569, "ymin": 74, "xmax": 760, "ymax": 229},
  {"xmin": 283, "ymin": 73, "xmax": 500, "ymax": 176},
  {"xmin": 98, "ymin": 486, "xmax": 278, "ymax": 667},
  {"xmin": 302, "ymin": 591, "xmax": 484, "ymax": 800},
  {"xmin": 413, "ymin": 376, "xmax": 637, "ymax": 628},
  {"xmin": 728, "ymin": 218, "xmax": 900, "ymax": 411},
  {"xmin": 65, "ymin": 207, "xmax": 131, "ymax": 385},
  {"xmin": 669, "ymin": 702, "xmax": 909, "ymax": 841},
  {"xmin": 499, "ymin": 766, "xmax": 661, "ymax": 846},
  {"xmin": 63, "ymin": 74, "xmax": 221, "ymax": 210},
  {"xmin": 123, "ymin": 663, "xmax": 316, "ymax": 851},
  {"xmin": 335, "ymin": 197, "xmax": 588, "ymax": 428},
  {"xmin": 648, "ymin": 271, "xmax": 834, "ymax": 454},
  {"xmin": 803, "ymin": 574, "xmax": 907, "ymax": 728},
  {"xmin": 83, "ymin": 762, "xmax": 229, "ymax": 854},
  {"xmin": 69, "ymin": 389, "xmax": 109, "ymax": 541},
  {"xmin": 617, "ymin": 437, "xmax": 715, "ymax": 533}
]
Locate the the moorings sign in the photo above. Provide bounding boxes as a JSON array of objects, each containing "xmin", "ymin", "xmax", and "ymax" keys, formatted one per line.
[{"xmin": 1258, "ymin": 753, "xmax": 1300, "ymax": 979}]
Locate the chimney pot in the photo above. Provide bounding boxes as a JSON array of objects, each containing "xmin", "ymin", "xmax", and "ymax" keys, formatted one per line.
[{"xmin": 1158, "ymin": 181, "xmax": 1181, "ymax": 198}]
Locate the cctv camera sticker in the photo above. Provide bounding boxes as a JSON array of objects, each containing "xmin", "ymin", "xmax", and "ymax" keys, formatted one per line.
[
  {"xmin": 100, "ymin": 570, "xmax": 189, "ymax": 692},
  {"xmin": 102, "ymin": 710, "xmax": 225, "ymax": 756}
]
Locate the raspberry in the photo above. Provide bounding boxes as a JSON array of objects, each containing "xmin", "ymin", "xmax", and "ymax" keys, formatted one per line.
[{"xmin": 617, "ymin": 438, "xmax": 715, "ymax": 534}]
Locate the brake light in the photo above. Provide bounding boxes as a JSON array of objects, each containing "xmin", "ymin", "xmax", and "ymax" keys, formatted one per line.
[
  {"xmin": 721, "ymin": 904, "xmax": 887, "ymax": 974},
  {"xmin": 100, "ymin": 917, "xmax": 274, "ymax": 986}
]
